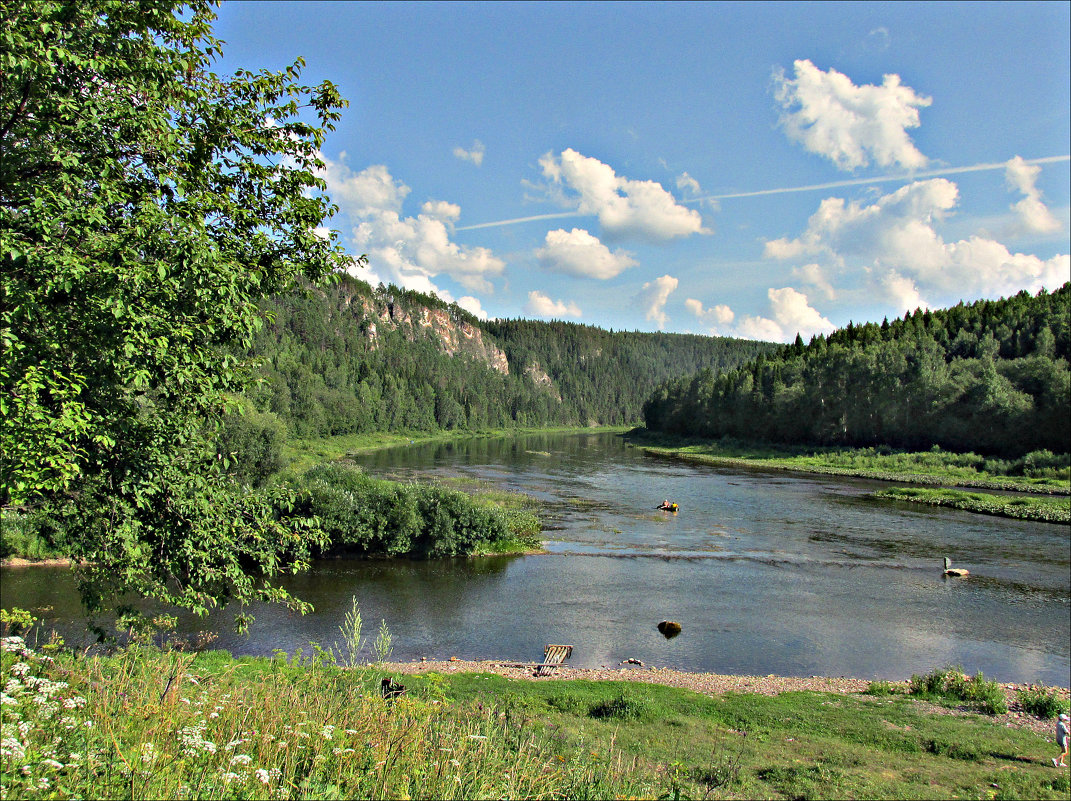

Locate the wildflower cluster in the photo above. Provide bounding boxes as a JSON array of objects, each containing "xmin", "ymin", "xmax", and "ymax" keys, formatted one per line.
[{"xmin": 1, "ymin": 636, "xmax": 93, "ymax": 796}]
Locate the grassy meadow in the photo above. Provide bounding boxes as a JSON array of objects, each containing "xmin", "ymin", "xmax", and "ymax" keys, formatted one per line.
[{"xmin": 2, "ymin": 630, "xmax": 1068, "ymax": 800}]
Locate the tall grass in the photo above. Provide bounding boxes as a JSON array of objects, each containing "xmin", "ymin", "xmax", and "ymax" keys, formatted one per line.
[
  {"xmin": 908, "ymin": 665, "xmax": 1008, "ymax": 714},
  {"xmin": 0, "ymin": 636, "xmax": 648, "ymax": 800}
]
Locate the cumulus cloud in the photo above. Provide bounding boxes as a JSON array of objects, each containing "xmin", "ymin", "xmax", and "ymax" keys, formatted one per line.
[
  {"xmin": 453, "ymin": 140, "xmax": 486, "ymax": 167},
  {"xmin": 685, "ymin": 298, "xmax": 735, "ymax": 336},
  {"xmin": 524, "ymin": 290, "xmax": 582, "ymax": 318},
  {"xmin": 319, "ymin": 156, "xmax": 505, "ymax": 299},
  {"xmin": 763, "ymin": 178, "xmax": 1070, "ymax": 315},
  {"xmin": 706, "ymin": 288, "xmax": 835, "ymax": 343},
  {"xmin": 322, "ymin": 157, "xmax": 409, "ymax": 216},
  {"xmin": 456, "ymin": 295, "xmax": 489, "ymax": 320},
  {"xmin": 635, "ymin": 274, "xmax": 678, "ymax": 329},
  {"xmin": 773, "ymin": 59, "xmax": 931, "ymax": 171},
  {"xmin": 538, "ymin": 149, "xmax": 709, "ymax": 240},
  {"xmin": 1005, "ymin": 155, "xmax": 1061, "ymax": 234},
  {"xmin": 534, "ymin": 228, "xmax": 638, "ymax": 279}
]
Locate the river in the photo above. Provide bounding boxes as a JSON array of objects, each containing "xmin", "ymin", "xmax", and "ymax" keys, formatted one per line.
[{"xmin": 3, "ymin": 431, "xmax": 1069, "ymax": 685}]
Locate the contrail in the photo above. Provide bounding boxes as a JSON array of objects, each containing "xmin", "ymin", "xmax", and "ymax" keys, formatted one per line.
[
  {"xmin": 691, "ymin": 155, "xmax": 1071, "ymax": 202},
  {"xmin": 455, "ymin": 156, "xmax": 1070, "ymax": 230},
  {"xmin": 456, "ymin": 211, "xmax": 584, "ymax": 231}
]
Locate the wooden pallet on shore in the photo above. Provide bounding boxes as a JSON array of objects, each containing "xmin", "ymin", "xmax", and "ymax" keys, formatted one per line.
[{"xmin": 536, "ymin": 644, "xmax": 573, "ymax": 676}]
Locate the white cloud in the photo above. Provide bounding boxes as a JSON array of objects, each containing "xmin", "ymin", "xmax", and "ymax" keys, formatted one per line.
[
  {"xmin": 714, "ymin": 287, "xmax": 835, "ymax": 343},
  {"xmin": 880, "ymin": 271, "xmax": 929, "ymax": 315},
  {"xmin": 676, "ymin": 172, "xmax": 702, "ymax": 196},
  {"xmin": 635, "ymin": 275, "xmax": 678, "ymax": 329},
  {"xmin": 763, "ymin": 178, "xmax": 1070, "ymax": 315},
  {"xmin": 319, "ymin": 158, "xmax": 506, "ymax": 298},
  {"xmin": 453, "ymin": 140, "xmax": 486, "ymax": 167},
  {"xmin": 534, "ymin": 228, "xmax": 638, "ymax": 279},
  {"xmin": 685, "ymin": 298, "xmax": 734, "ymax": 335},
  {"xmin": 456, "ymin": 295, "xmax": 489, "ymax": 320},
  {"xmin": 524, "ymin": 290, "xmax": 582, "ymax": 318},
  {"xmin": 539, "ymin": 149, "xmax": 709, "ymax": 240},
  {"xmin": 792, "ymin": 262, "xmax": 836, "ymax": 301},
  {"xmin": 1005, "ymin": 155, "xmax": 1061, "ymax": 234},
  {"xmin": 773, "ymin": 59, "xmax": 931, "ymax": 171},
  {"xmin": 322, "ymin": 156, "xmax": 409, "ymax": 215}
]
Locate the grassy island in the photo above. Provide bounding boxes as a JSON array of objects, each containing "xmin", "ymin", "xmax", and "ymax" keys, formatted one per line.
[{"xmin": 628, "ymin": 430, "xmax": 1070, "ymax": 523}]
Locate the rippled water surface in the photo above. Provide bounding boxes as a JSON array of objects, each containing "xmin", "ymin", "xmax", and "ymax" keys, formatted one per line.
[{"xmin": 4, "ymin": 432, "xmax": 1069, "ymax": 684}]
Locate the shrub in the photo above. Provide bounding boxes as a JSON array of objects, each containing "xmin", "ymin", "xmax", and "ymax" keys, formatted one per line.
[
  {"xmin": 909, "ymin": 665, "xmax": 1007, "ymax": 714},
  {"xmin": 1016, "ymin": 685, "xmax": 1070, "ymax": 719},
  {"xmin": 865, "ymin": 680, "xmax": 900, "ymax": 696}
]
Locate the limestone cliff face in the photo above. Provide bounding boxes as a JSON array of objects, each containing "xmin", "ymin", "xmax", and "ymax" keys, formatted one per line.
[
  {"xmin": 343, "ymin": 290, "xmax": 510, "ymax": 375},
  {"xmin": 524, "ymin": 361, "xmax": 562, "ymax": 402}
]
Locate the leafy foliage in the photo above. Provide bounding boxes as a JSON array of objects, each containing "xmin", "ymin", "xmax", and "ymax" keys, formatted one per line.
[
  {"xmin": 294, "ymin": 463, "xmax": 537, "ymax": 557},
  {"xmin": 0, "ymin": 1, "xmax": 353, "ymax": 625},
  {"xmin": 644, "ymin": 285, "xmax": 1071, "ymax": 458}
]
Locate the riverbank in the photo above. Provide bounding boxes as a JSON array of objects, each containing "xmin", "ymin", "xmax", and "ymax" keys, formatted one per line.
[
  {"xmin": 282, "ymin": 424, "xmax": 634, "ymax": 477},
  {"xmin": 3, "ymin": 639, "xmax": 1068, "ymax": 800}
]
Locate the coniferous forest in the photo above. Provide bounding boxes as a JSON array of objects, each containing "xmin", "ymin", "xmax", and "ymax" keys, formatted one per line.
[
  {"xmin": 238, "ymin": 273, "xmax": 773, "ymax": 439},
  {"xmin": 643, "ymin": 284, "xmax": 1071, "ymax": 458}
]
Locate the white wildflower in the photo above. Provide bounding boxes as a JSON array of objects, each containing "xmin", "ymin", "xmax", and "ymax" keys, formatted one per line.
[
  {"xmin": 1, "ymin": 737, "xmax": 26, "ymax": 760},
  {"xmin": 229, "ymin": 754, "xmax": 252, "ymax": 766},
  {"xmin": 321, "ymin": 724, "xmax": 335, "ymax": 740},
  {"xmin": 10, "ymin": 662, "xmax": 31, "ymax": 677},
  {"xmin": 220, "ymin": 771, "xmax": 242, "ymax": 785},
  {"xmin": 255, "ymin": 768, "xmax": 271, "ymax": 784},
  {"xmin": 40, "ymin": 758, "xmax": 64, "ymax": 770},
  {"xmin": 63, "ymin": 696, "xmax": 87, "ymax": 709}
]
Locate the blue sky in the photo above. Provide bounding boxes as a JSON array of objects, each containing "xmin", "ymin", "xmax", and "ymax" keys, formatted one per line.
[{"xmin": 213, "ymin": 1, "xmax": 1070, "ymax": 341}]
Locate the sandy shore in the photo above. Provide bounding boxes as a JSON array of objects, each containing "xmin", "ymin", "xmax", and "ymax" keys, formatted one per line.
[{"xmin": 380, "ymin": 658, "xmax": 1070, "ymax": 739}]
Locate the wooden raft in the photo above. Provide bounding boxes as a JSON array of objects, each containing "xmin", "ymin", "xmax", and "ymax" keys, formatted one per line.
[{"xmin": 536, "ymin": 644, "xmax": 573, "ymax": 676}]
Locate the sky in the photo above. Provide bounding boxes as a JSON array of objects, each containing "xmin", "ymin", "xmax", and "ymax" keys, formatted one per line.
[{"xmin": 212, "ymin": 1, "xmax": 1070, "ymax": 342}]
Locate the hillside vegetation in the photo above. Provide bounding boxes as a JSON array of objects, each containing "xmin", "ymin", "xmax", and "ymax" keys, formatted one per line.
[
  {"xmin": 240, "ymin": 274, "xmax": 772, "ymax": 440},
  {"xmin": 643, "ymin": 284, "xmax": 1071, "ymax": 458}
]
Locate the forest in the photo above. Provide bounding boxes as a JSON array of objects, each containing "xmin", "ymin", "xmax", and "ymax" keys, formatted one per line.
[
  {"xmin": 643, "ymin": 284, "xmax": 1071, "ymax": 458},
  {"xmin": 234, "ymin": 273, "xmax": 772, "ymax": 441}
]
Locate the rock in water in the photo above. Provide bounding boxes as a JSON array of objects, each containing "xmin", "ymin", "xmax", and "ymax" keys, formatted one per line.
[{"xmin": 657, "ymin": 620, "xmax": 682, "ymax": 639}]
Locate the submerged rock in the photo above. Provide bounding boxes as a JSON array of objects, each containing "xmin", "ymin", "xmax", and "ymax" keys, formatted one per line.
[{"xmin": 658, "ymin": 620, "xmax": 683, "ymax": 638}]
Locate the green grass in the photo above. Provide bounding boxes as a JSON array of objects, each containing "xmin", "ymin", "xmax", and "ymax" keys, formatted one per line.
[
  {"xmin": 627, "ymin": 431, "xmax": 1070, "ymax": 497},
  {"xmin": 4, "ymin": 637, "xmax": 1067, "ymax": 800},
  {"xmin": 874, "ymin": 487, "xmax": 1071, "ymax": 524}
]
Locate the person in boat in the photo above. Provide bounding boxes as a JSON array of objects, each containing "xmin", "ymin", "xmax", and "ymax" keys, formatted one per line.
[{"xmin": 657, "ymin": 500, "xmax": 678, "ymax": 511}]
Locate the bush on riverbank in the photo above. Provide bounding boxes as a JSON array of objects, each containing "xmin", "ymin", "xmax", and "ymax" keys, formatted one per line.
[
  {"xmin": 3, "ymin": 636, "xmax": 1067, "ymax": 801},
  {"xmin": 294, "ymin": 463, "xmax": 540, "ymax": 557},
  {"xmin": 0, "ymin": 509, "xmax": 67, "ymax": 561},
  {"xmin": 909, "ymin": 665, "xmax": 1008, "ymax": 714}
]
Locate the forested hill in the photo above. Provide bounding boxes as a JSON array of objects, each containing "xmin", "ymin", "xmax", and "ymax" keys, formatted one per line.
[
  {"xmin": 242, "ymin": 274, "xmax": 772, "ymax": 437},
  {"xmin": 643, "ymin": 284, "xmax": 1071, "ymax": 458}
]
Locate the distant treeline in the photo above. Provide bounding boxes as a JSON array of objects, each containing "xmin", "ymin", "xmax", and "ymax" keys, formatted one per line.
[
  {"xmin": 239, "ymin": 274, "xmax": 772, "ymax": 439},
  {"xmin": 643, "ymin": 284, "xmax": 1071, "ymax": 458}
]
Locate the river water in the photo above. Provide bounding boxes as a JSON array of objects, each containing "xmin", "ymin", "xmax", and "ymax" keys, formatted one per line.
[{"xmin": 3, "ymin": 432, "xmax": 1069, "ymax": 684}]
